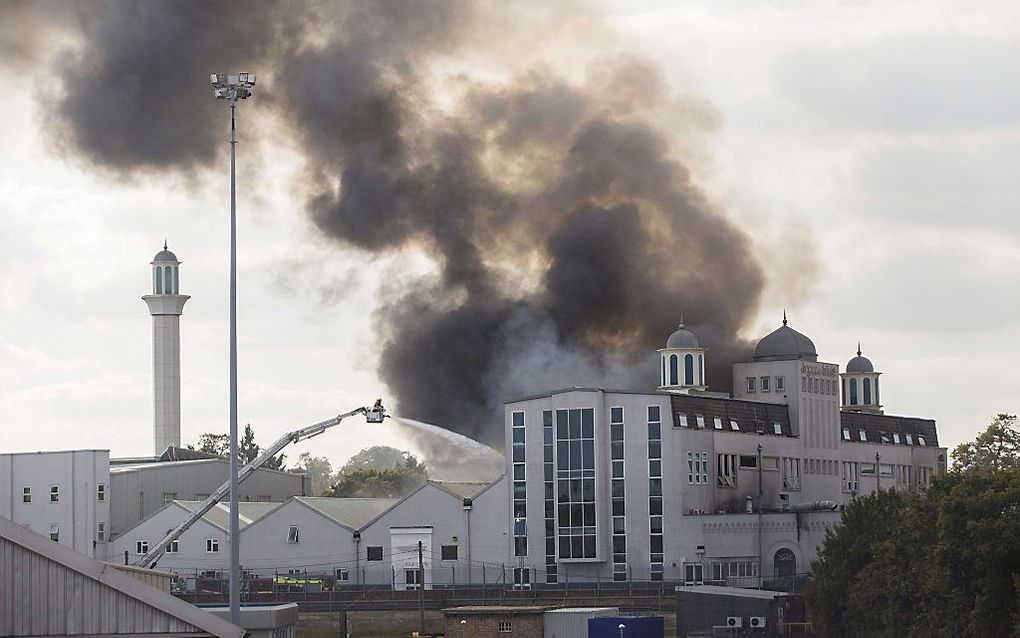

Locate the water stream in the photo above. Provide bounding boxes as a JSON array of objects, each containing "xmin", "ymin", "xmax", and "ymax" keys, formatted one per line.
[{"xmin": 387, "ymin": 416, "xmax": 505, "ymax": 482}]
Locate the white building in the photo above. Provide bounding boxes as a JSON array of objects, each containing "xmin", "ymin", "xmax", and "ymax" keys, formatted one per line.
[
  {"xmin": 109, "ymin": 500, "xmax": 281, "ymax": 582},
  {"xmin": 504, "ymin": 318, "xmax": 947, "ymax": 585},
  {"xmin": 143, "ymin": 243, "xmax": 190, "ymax": 456},
  {"xmin": 0, "ymin": 450, "xmax": 110, "ymax": 559}
]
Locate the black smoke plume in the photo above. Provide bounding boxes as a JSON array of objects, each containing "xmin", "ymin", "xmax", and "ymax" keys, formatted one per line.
[{"xmin": 12, "ymin": 1, "xmax": 776, "ymax": 445}]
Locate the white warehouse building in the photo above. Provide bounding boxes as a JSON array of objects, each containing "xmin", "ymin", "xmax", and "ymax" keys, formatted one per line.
[{"xmin": 503, "ymin": 317, "xmax": 947, "ymax": 586}]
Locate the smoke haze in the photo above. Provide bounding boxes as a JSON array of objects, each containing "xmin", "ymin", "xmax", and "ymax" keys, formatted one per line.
[{"xmin": 7, "ymin": 1, "xmax": 798, "ymax": 445}]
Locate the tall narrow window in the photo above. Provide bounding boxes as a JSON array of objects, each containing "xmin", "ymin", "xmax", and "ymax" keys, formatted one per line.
[
  {"xmin": 97, "ymin": 484, "xmax": 105, "ymax": 502},
  {"xmin": 556, "ymin": 408, "xmax": 597, "ymax": 559},
  {"xmin": 863, "ymin": 378, "xmax": 872, "ymax": 404},
  {"xmin": 50, "ymin": 486, "xmax": 59, "ymax": 502},
  {"xmin": 669, "ymin": 354, "xmax": 678, "ymax": 386},
  {"xmin": 875, "ymin": 378, "xmax": 880, "ymax": 404},
  {"xmin": 97, "ymin": 522, "xmax": 105, "ymax": 542},
  {"xmin": 287, "ymin": 525, "xmax": 300, "ymax": 543},
  {"xmin": 164, "ymin": 266, "xmax": 172, "ymax": 295},
  {"xmin": 22, "ymin": 486, "xmax": 30, "ymax": 503},
  {"xmin": 661, "ymin": 357, "xmax": 666, "ymax": 386},
  {"xmin": 155, "ymin": 266, "xmax": 163, "ymax": 294},
  {"xmin": 849, "ymin": 378, "xmax": 858, "ymax": 405},
  {"xmin": 698, "ymin": 354, "xmax": 704, "ymax": 385},
  {"xmin": 173, "ymin": 266, "xmax": 179, "ymax": 294},
  {"xmin": 512, "ymin": 411, "xmax": 527, "ymax": 557},
  {"xmin": 684, "ymin": 354, "xmax": 694, "ymax": 385}
]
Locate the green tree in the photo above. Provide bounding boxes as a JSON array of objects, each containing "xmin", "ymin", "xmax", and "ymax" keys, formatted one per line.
[
  {"xmin": 953, "ymin": 414, "xmax": 1020, "ymax": 473},
  {"xmin": 191, "ymin": 433, "xmax": 229, "ymax": 456},
  {"xmin": 187, "ymin": 424, "xmax": 284, "ymax": 469},
  {"xmin": 324, "ymin": 446, "xmax": 428, "ymax": 498},
  {"xmin": 291, "ymin": 452, "xmax": 336, "ymax": 496},
  {"xmin": 340, "ymin": 445, "xmax": 420, "ymax": 472}
]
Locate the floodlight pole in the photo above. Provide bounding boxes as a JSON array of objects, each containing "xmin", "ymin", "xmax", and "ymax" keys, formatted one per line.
[{"xmin": 227, "ymin": 91, "xmax": 240, "ymax": 625}]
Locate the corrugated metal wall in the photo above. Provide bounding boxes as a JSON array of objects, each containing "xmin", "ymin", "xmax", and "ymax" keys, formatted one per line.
[{"xmin": 0, "ymin": 536, "xmax": 202, "ymax": 636}]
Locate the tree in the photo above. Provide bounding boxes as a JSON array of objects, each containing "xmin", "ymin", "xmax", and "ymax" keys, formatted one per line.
[
  {"xmin": 953, "ymin": 414, "xmax": 1020, "ymax": 473},
  {"xmin": 291, "ymin": 452, "xmax": 336, "ymax": 496},
  {"xmin": 186, "ymin": 424, "xmax": 284, "ymax": 469},
  {"xmin": 191, "ymin": 433, "xmax": 229, "ymax": 456},
  {"xmin": 324, "ymin": 446, "xmax": 429, "ymax": 498}
]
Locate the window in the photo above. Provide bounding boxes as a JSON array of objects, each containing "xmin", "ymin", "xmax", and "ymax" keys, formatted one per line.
[
  {"xmin": 49, "ymin": 524, "xmax": 59, "ymax": 542},
  {"xmin": 155, "ymin": 266, "xmax": 162, "ymax": 294},
  {"xmin": 97, "ymin": 522, "xmax": 105, "ymax": 542},
  {"xmin": 782, "ymin": 457, "xmax": 801, "ymax": 491},
  {"xmin": 842, "ymin": 428, "xmax": 851, "ymax": 441},
  {"xmin": 863, "ymin": 378, "xmax": 872, "ymax": 404},
  {"xmin": 776, "ymin": 376, "xmax": 785, "ymax": 391},
  {"xmin": 717, "ymin": 454, "xmax": 737, "ymax": 487},
  {"xmin": 22, "ymin": 487, "xmax": 30, "ymax": 503},
  {"xmin": 513, "ymin": 567, "xmax": 532, "ymax": 589},
  {"xmin": 773, "ymin": 422, "xmax": 783, "ymax": 435},
  {"xmin": 676, "ymin": 413, "xmax": 688, "ymax": 428},
  {"xmin": 367, "ymin": 546, "xmax": 383, "ymax": 561},
  {"xmin": 687, "ymin": 452, "xmax": 708, "ymax": 484},
  {"xmin": 512, "ymin": 410, "xmax": 527, "ymax": 556},
  {"xmin": 746, "ymin": 377, "xmax": 756, "ymax": 393},
  {"xmin": 136, "ymin": 540, "xmax": 149, "ymax": 554},
  {"xmin": 729, "ymin": 419, "xmax": 740, "ymax": 431},
  {"xmin": 859, "ymin": 429, "xmax": 867, "ymax": 442},
  {"xmin": 761, "ymin": 376, "xmax": 770, "ymax": 392},
  {"xmin": 405, "ymin": 568, "xmax": 422, "ymax": 590},
  {"xmin": 542, "ymin": 409, "xmax": 557, "ymax": 583},
  {"xmin": 336, "ymin": 567, "xmax": 349, "ymax": 581},
  {"xmin": 713, "ymin": 417, "xmax": 723, "ymax": 430},
  {"xmin": 739, "ymin": 455, "xmax": 758, "ymax": 469},
  {"xmin": 50, "ymin": 486, "xmax": 59, "ymax": 502},
  {"xmin": 166, "ymin": 539, "xmax": 179, "ymax": 553},
  {"xmin": 97, "ymin": 484, "xmax": 105, "ymax": 502},
  {"xmin": 684, "ymin": 562, "xmax": 704, "ymax": 585},
  {"xmin": 287, "ymin": 525, "xmax": 300, "ymax": 543},
  {"xmin": 612, "ymin": 408, "xmax": 627, "ymax": 579},
  {"xmin": 761, "ymin": 456, "xmax": 779, "ymax": 471},
  {"xmin": 918, "ymin": 436, "xmax": 927, "ymax": 446},
  {"xmin": 173, "ymin": 266, "xmax": 179, "ymax": 294},
  {"xmin": 441, "ymin": 545, "xmax": 458, "ymax": 560},
  {"xmin": 498, "ymin": 621, "xmax": 513, "ymax": 633},
  {"xmin": 842, "ymin": 462, "xmax": 859, "ymax": 493},
  {"xmin": 849, "ymin": 378, "xmax": 858, "ymax": 405},
  {"xmin": 699, "ymin": 354, "xmax": 704, "ymax": 384},
  {"xmin": 669, "ymin": 354, "xmax": 679, "ymax": 385},
  {"xmin": 695, "ymin": 414, "xmax": 705, "ymax": 429},
  {"xmin": 861, "ymin": 462, "xmax": 876, "ymax": 476},
  {"xmin": 684, "ymin": 353, "xmax": 694, "ymax": 385},
  {"xmin": 712, "ymin": 559, "xmax": 759, "ymax": 583},
  {"xmin": 555, "ymin": 407, "xmax": 597, "ymax": 559},
  {"xmin": 893, "ymin": 433, "xmax": 901, "ymax": 444},
  {"xmin": 206, "ymin": 538, "xmax": 219, "ymax": 552},
  {"xmin": 162, "ymin": 492, "xmax": 177, "ymax": 506},
  {"xmin": 905, "ymin": 434, "xmax": 914, "ymax": 445}
]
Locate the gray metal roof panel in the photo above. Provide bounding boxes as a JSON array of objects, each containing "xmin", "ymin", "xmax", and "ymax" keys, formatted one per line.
[{"xmin": 294, "ymin": 497, "xmax": 399, "ymax": 530}]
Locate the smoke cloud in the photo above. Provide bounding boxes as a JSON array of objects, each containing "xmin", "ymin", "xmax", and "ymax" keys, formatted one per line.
[{"xmin": 11, "ymin": 1, "xmax": 791, "ymax": 446}]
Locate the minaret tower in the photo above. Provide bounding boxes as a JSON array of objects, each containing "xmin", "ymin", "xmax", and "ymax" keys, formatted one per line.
[
  {"xmin": 142, "ymin": 242, "xmax": 190, "ymax": 455},
  {"xmin": 840, "ymin": 343, "xmax": 883, "ymax": 414},
  {"xmin": 657, "ymin": 319, "xmax": 708, "ymax": 393}
]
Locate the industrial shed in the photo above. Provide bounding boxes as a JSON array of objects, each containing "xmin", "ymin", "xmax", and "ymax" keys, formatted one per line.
[{"xmin": 0, "ymin": 515, "xmax": 244, "ymax": 637}]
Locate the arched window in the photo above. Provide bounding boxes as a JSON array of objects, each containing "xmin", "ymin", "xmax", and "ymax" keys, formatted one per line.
[
  {"xmin": 849, "ymin": 378, "xmax": 858, "ymax": 405},
  {"xmin": 669, "ymin": 354, "xmax": 678, "ymax": 386},
  {"xmin": 774, "ymin": 548, "xmax": 796, "ymax": 579},
  {"xmin": 841, "ymin": 379, "xmax": 847, "ymax": 404},
  {"xmin": 155, "ymin": 266, "xmax": 163, "ymax": 294},
  {"xmin": 173, "ymin": 266, "xmax": 179, "ymax": 294},
  {"xmin": 684, "ymin": 354, "xmax": 694, "ymax": 385},
  {"xmin": 698, "ymin": 354, "xmax": 704, "ymax": 385},
  {"xmin": 874, "ymin": 378, "xmax": 880, "ymax": 405},
  {"xmin": 164, "ymin": 266, "xmax": 172, "ymax": 295},
  {"xmin": 661, "ymin": 357, "xmax": 666, "ymax": 386},
  {"xmin": 863, "ymin": 378, "xmax": 872, "ymax": 405}
]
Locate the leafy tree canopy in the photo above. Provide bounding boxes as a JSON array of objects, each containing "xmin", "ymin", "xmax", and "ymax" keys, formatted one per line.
[
  {"xmin": 291, "ymin": 452, "xmax": 336, "ymax": 496},
  {"xmin": 952, "ymin": 413, "xmax": 1020, "ymax": 473},
  {"xmin": 322, "ymin": 446, "xmax": 429, "ymax": 498},
  {"xmin": 186, "ymin": 424, "xmax": 285, "ymax": 469}
]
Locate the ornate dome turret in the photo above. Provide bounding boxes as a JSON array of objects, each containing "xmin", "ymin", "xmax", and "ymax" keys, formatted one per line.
[
  {"xmin": 657, "ymin": 317, "xmax": 707, "ymax": 394},
  {"xmin": 753, "ymin": 312, "xmax": 817, "ymax": 362}
]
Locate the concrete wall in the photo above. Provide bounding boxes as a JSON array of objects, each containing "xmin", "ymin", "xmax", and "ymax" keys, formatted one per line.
[
  {"xmin": 0, "ymin": 450, "xmax": 110, "ymax": 558},
  {"xmin": 109, "ymin": 460, "xmax": 305, "ymax": 538}
]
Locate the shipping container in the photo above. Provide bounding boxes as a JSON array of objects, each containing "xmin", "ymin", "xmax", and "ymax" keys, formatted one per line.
[{"xmin": 544, "ymin": 608, "xmax": 620, "ymax": 638}]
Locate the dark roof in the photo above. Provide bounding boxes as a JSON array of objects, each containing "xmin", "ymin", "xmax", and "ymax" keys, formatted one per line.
[
  {"xmin": 670, "ymin": 394, "xmax": 794, "ymax": 437},
  {"xmin": 840, "ymin": 412, "xmax": 939, "ymax": 447},
  {"xmin": 158, "ymin": 445, "xmax": 221, "ymax": 461}
]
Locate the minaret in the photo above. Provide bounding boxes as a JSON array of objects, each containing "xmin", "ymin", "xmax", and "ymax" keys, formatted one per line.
[
  {"xmin": 657, "ymin": 319, "xmax": 708, "ymax": 393},
  {"xmin": 840, "ymin": 343, "xmax": 883, "ymax": 414},
  {"xmin": 142, "ymin": 242, "xmax": 190, "ymax": 455}
]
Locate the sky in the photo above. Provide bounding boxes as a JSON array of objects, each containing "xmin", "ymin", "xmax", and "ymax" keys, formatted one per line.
[{"xmin": 0, "ymin": 0, "xmax": 1017, "ymax": 469}]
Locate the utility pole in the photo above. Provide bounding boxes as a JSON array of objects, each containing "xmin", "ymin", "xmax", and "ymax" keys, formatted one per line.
[{"xmin": 418, "ymin": 540, "xmax": 425, "ymax": 635}]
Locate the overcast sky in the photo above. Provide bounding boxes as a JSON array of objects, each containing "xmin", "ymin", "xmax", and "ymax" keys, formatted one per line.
[{"xmin": 0, "ymin": 0, "xmax": 1016, "ymax": 468}]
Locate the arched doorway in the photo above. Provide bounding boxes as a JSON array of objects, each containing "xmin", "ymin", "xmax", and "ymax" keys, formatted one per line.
[{"xmin": 774, "ymin": 548, "xmax": 796, "ymax": 579}]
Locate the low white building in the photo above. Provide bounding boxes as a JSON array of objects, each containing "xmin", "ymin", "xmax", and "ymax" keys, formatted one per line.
[
  {"xmin": 0, "ymin": 449, "xmax": 110, "ymax": 559},
  {"xmin": 108, "ymin": 500, "xmax": 281, "ymax": 586}
]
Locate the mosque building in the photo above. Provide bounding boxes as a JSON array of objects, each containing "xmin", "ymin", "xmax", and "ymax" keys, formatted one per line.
[{"xmin": 504, "ymin": 316, "xmax": 946, "ymax": 587}]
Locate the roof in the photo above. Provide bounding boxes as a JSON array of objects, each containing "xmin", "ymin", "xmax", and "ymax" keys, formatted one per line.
[
  {"xmin": 846, "ymin": 346, "xmax": 875, "ymax": 373},
  {"xmin": 159, "ymin": 445, "xmax": 221, "ymax": 461},
  {"xmin": 665, "ymin": 323, "xmax": 700, "ymax": 349},
  {"xmin": 153, "ymin": 242, "xmax": 178, "ymax": 262},
  {"xmin": 677, "ymin": 585, "xmax": 784, "ymax": 600},
  {"xmin": 505, "ymin": 386, "xmax": 657, "ymax": 404},
  {"xmin": 0, "ymin": 516, "xmax": 244, "ymax": 637},
  {"xmin": 109, "ymin": 456, "xmax": 299, "ymax": 478},
  {"xmin": 670, "ymin": 394, "xmax": 794, "ymax": 437},
  {"xmin": 443, "ymin": 606, "xmax": 553, "ymax": 614},
  {"xmin": 840, "ymin": 411, "xmax": 940, "ymax": 447},
  {"xmin": 429, "ymin": 479, "xmax": 497, "ymax": 500},
  {"xmin": 176, "ymin": 500, "xmax": 282, "ymax": 532},
  {"xmin": 753, "ymin": 316, "xmax": 817, "ymax": 362},
  {"xmin": 294, "ymin": 497, "xmax": 399, "ymax": 530}
]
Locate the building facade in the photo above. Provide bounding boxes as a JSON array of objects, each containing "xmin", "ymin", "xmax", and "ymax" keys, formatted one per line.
[
  {"xmin": 0, "ymin": 450, "xmax": 110, "ymax": 559},
  {"xmin": 504, "ymin": 319, "xmax": 946, "ymax": 585}
]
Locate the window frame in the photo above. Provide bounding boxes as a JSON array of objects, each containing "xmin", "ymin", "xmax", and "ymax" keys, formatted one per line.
[
  {"xmin": 367, "ymin": 545, "xmax": 384, "ymax": 561},
  {"xmin": 22, "ymin": 486, "xmax": 30, "ymax": 503},
  {"xmin": 441, "ymin": 544, "xmax": 458, "ymax": 561},
  {"xmin": 287, "ymin": 525, "xmax": 300, "ymax": 544},
  {"xmin": 206, "ymin": 538, "xmax": 219, "ymax": 553},
  {"xmin": 136, "ymin": 540, "xmax": 149, "ymax": 555},
  {"xmin": 50, "ymin": 485, "xmax": 59, "ymax": 503}
]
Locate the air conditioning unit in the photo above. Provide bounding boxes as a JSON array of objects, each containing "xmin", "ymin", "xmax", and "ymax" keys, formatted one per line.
[
  {"xmin": 726, "ymin": 616, "xmax": 743, "ymax": 628},
  {"xmin": 749, "ymin": 616, "xmax": 767, "ymax": 628}
]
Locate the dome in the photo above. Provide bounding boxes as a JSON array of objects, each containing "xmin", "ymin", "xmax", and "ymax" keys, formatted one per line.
[
  {"xmin": 153, "ymin": 241, "xmax": 178, "ymax": 263},
  {"xmin": 665, "ymin": 323, "xmax": 700, "ymax": 349},
  {"xmin": 753, "ymin": 315, "xmax": 817, "ymax": 362},
  {"xmin": 846, "ymin": 344, "xmax": 874, "ymax": 373}
]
